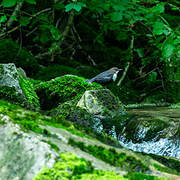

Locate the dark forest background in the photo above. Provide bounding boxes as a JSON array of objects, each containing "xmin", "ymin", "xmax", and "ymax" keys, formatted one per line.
[{"xmin": 0, "ymin": 0, "xmax": 179, "ymax": 104}]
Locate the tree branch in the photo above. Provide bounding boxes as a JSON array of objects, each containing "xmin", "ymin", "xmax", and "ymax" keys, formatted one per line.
[{"xmin": 117, "ymin": 35, "xmax": 134, "ymax": 86}]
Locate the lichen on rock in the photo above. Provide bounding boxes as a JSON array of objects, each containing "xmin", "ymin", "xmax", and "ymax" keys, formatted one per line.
[{"xmin": 0, "ymin": 63, "xmax": 40, "ymax": 110}]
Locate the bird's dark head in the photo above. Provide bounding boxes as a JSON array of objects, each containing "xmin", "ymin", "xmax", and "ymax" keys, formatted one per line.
[
  {"xmin": 108, "ymin": 67, "xmax": 122, "ymax": 73},
  {"xmin": 108, "ymin": 67, "xmax": 122, "ymax": 82}
]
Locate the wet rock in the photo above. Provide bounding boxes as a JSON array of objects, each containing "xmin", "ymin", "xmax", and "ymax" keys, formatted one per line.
[{"xmin": 118, "ymin": 108, "xmax": 180, "ymax": 158}]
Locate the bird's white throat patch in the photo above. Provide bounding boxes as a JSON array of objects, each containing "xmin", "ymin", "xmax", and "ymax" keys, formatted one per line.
[{"xmin": 113, "ymin": 71, "xmax": 119, "ymax": 81}]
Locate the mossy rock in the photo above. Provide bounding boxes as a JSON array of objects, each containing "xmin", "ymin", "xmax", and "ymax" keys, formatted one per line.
[
  {"xmin": 0, "ymin": 39, "xmax": 39, "ymax": 76},
  {"xmin": 33, "ymin": 152, "xmax": 126, "ymax": 180},
  {"xmin": 35, "ymin": 75, "xmax": 103, "ymax": 110},
  {"xmin": 33, "ymin": 65, "xmax": 80, "ymax": 81},
  {"xmin": 0, "ymin": 63, "xmax": 40, "ymax": 110}
]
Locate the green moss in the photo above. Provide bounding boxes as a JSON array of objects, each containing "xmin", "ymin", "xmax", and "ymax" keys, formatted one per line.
[
  {"xmin": 35, "ymin": 75, "xmax": 103, "ymax": 110},
  {"xmin": 33, "ymin": 65, "xmax": 80, "ymax": 81},
  {"xmin": 125, "ymin": 172, "xmax": 169, "ymax": 180},
  {"xmin": 0, "ymin": 64, "xmax": 40, "ymax": 110},
  {"xmin": 33, "ymin": 153, "xmax": 126, "ymax": 180},
  {"xmin": 170, "ymin": 103, "xmax": 180, "ymax": 108},
  {"xmin": 68, "ymin": 138, "xmax": 149, "ymax": 173},
  {"xmin": 149, "ymin": 154, "xmax": 180, "ymax": 175},
  {"xmin": 0, "ymin": 77, "xmax": 40, "ymax": 110},
  {"xmin": 19, "ymin": 76, "xmax": 40, "ymax": 110},
  {"xmin": 0, "ymin": 39, "xmax": 39, "ymax": 76},
  {"xmin": 41, "ymin": 140, "xmax": 60, "ymax": 151},
  {"xmin": 0, "ymin": 86, "xmax": 22, "ymax": 105},
  {"xmin": 0, "ymin": 100, "xmax": 44, "ymax": 133}
]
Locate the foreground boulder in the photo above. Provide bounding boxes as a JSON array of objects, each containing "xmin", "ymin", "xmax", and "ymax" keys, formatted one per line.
[
  {"xmin": 0, "ymin": 100, "xmax": 180, "ymax": 179},
  {"xmin": 40, "ymin": 77, "xmax": 126, "ymax": 135},
  {"xmin": 0, "ymin": 63, "xmax": 40, "ymax": 110},
  {"xmin": 77, "ymin": 89, "xmax": 125, "ymax": 117},
  {"xmin": 0, "ymin": 114, "xmax": 57, "ymax": 180},
  {"xmin": 71, "ymin": 89, "xmax": 126, "ymax": 134},
  {"xmin": 35, "ymin": 75, "xmax": 103, "ymax": 111}
]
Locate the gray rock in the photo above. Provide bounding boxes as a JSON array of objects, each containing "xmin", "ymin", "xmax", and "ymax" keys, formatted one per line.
[
  {"xmin": 75, "ymin": 89, "xmax": 126, "ymax": 134},
  {"xmin": 0, "ymin": 114, "xmax": 57, "ymax": 180},
  {"xmin": 0, "ymin": 63, "xmax": 25, "ymax": 100},
  {"xmin": 0, "ymin": 63, "xmax": 39, "ymax": 110}
]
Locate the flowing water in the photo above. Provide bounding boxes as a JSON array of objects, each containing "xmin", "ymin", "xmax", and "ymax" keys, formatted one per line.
[{"xmin": 117, "ymin": 107, "xmax": 180, "ymax": 158}]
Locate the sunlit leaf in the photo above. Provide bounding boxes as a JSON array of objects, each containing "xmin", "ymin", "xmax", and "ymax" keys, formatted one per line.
[
  {"xmin": 50, "ymin": 26, "xmax": 60, "ymax": 41},
  {"xmin": 153, "ymin": 21, "xmax": 164, "ymax": 35},
  {"xmin": 0, "ymin": 15, "xmax": 7, "ymax": 23},
  {"xmin": 1, "ymin": 0, "xmax": 17, "ymax": 7},
  {"xmin": 65, "ymin": 2, "xmax": 86, "ymax": 12},
  {"xmin": 151, "ymin": 2, "xmax": 165, "ymax": 14},
  {"xmin": 148, "ymin": 72, "xmax": 157, "ymax": 82},
  {"xmin": 162, "ymin": 44, "xmax": 175, "ymax": 58}
]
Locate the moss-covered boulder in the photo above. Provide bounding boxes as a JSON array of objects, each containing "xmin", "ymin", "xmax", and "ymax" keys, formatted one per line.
[
  {"xmin": 35, "ymin": 75, "xmax": 127, "ymax": 135},
  {"xmin": 0, "ymin": 63, "xmax": 40, "ymax": 110},
  {"xmin": 74, "ymin": 89, "xmax": 126, "ymax": 134},
  {"xmin": 0, "ymin": 100, "xmax": 180, "ymax": 179},
  {"xmin": 34, "ymin": 153, "xmax": 126, "ymax": 180},
  {"xmin": 77, "ymin": 89, "xmax": 125, "ymax": 116},
  {"xmin": 35, "ymin": 75, "xmax": 103, "ymax": 111},
  {"xmin": 0, "ymin": 39, "xmax": 39, "ymax": 76},
  {"xmin": 0, "ymin": 113, "xmax": 57, "ymax": 180}
]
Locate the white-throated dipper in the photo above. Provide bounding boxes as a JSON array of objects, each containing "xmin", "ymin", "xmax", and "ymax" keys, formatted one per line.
[{"xmin": 87, "ymin": 67, "xmax": 122, "ymax": 84}]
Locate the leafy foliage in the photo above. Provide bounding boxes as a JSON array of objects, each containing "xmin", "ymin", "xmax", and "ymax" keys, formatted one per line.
[{"xmin": 0, "ymin": 0, "xmax": 179, "ymax": 103}]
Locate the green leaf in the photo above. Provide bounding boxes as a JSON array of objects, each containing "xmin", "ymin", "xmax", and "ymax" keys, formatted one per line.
[
  {"xmin": 19, "ymin": 17, "xmax": 30, "ymax": 26},
  {"xmin": 110, "ymin": 12, "xmax": 123, "ymax": 22},
  {"xmin": 0, "ymin": 15, "xmax": 7, "ymax": 23},
  {"xmin": 153, "ymin": 21, "xmax": 164, "ymax": 35},
  {"xmin": 77, "ymin": 2, "xmax": 86, "ymax": 8},
  {"xmin": 162, "ymin": 44, "xmax": 175, "ymax": 58},
  {"xmin": 73, "ymin": 4, "xmax": 82, "ymax": 12},
  {"xmin": 151, "ymin": 2, "xmax": 165, "ymax": 14},
  {"xmin": 65, "ymin": 2, "xmax": 86, "ymax": 12},
  {"xmin": 112, "ymin": 4, "xmax": 126, "ymax": 11},
  {"xmin": 65, "ymin": 3, "xmax": 74, "ymax": 12},
  {"xmin": 50, "ymin": 26, "xmax": 60, "ymax": 41},
  {"xmin": 54, "ymin": 3, "xmax": 65, "ymax": 10},
  {"xmin": 1, "ymin": 0, "xmax": 17, "ymax": 7},
  {"xmin": 24, "ymin": 0, "xmax": 36, "ymax": 5},
  {"xmin": 135, "ymin": 48, "xmax": 144, "ymax": 58},
  {"xmin": 148, "ymin": 72, "xmax": 157, "ymax": 82}
]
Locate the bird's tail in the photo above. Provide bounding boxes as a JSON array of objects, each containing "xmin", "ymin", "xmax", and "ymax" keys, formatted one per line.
[{"xmin": 85, "ymin": 78, "xmax": 93, "ymax": 83}]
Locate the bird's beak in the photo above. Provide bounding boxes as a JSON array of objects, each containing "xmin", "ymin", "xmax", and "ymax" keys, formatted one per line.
[{"xmin": 118, "ymin": 69, "xmax": 123, "ymax": 71}]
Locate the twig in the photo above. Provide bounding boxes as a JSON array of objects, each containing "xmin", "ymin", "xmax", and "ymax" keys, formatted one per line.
[
  {"xmin": 72, "ymin": 26, "xmax": 97, "ymax": 66},
  {"xmin": 0, "ymin": 25, "xmax": 20, "ymax": 38},
  {"xmin": 7, "ymin": 2, "xmax": 24, "ymax": 28},
  {"xmin": 0, "ymin": 8, "xmax": 51, "ymax": 38},
  {"xmin": 133, "ymin": 67, "xmax": 157, "ymax": 82},
  {"xmin": 61, "ymin": 11, "xmax": 75, "ymax": 43},
  {"xmin": 26, "ymin": 27, "xmax": 37, "ymax": 37},
  {"xmin": 117, "ymin": 35, "xmax": 134, "ymax": 86}
]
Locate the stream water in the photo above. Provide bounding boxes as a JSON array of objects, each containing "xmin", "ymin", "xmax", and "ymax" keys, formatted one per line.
[{"xmin": 117, "ymin": 107, "xmax": 180, "ymax": 159}]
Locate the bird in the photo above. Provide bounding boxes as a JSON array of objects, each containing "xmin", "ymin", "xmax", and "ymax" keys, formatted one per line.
[{"xmin": 87, "ymin": 67, "xmax": 122, "ymax": 84}]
